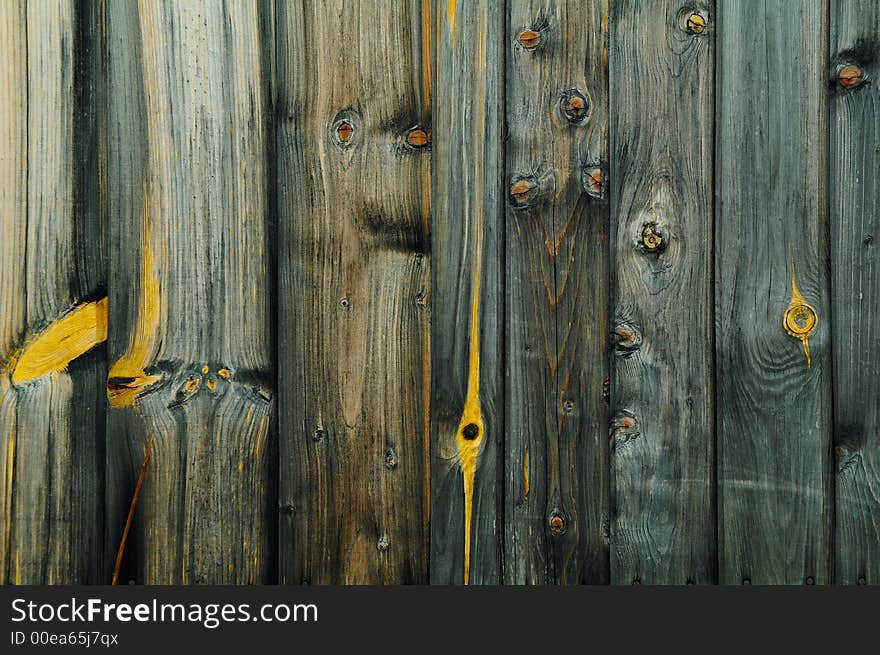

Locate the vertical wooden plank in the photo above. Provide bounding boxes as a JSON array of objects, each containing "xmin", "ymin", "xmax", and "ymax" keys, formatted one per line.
[
  {"xmin": 431, "ymin": 0, "xmax": 504, "ymax": 584},
  {"xmin": 830, "ymin": 0, "xmax": 880, "ymax": 585},
  {"xmin": 609, "ymin": 0, "xmax": 715, "ymax": 584},
  {"xmin": 277, "ymin": 0, "xmax": 431, "ymax": 584},
  {"xmin": 505, "ymin": 0, "xmax": 610, "ymax": 584},
  {"xmin": 0, "ymin": 0, "xmax": 107, "ymax": 584},
  {"xmin": 106, "ymin": 0, "xmax": 275, "ymax": 583},
  {"xmin": 717, "ymin": 0, "xmax": 832, "ymax": 584}
]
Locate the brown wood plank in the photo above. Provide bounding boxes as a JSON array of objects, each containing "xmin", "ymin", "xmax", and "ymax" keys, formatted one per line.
[
  {"xmin": 106, "ymin": 0, "xmax": 275, "ymax": 584},
  {"xmin": 276, "ymin": 0, "xmax": 431, "ymax": 584},
  {"xmin": 830, "ymin": 0, "xmax": 880, "ymax": 585},
  {"xmin": 609, "ymin": 0, "xmax": 715, "ymax": 584},
  {"xmin": 504, "ymin": 0, "xmax": 611, "ymax": 584}
]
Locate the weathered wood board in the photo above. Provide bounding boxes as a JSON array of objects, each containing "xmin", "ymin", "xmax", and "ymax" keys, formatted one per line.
[
  {"xmin": 276, "ymin": 0, "xmax": 431, "ymax": 584},
  {"xmin": 0, "ymin": 0, "xmax": 106, "ymax": 584},
  {"xmin": 1, "ymin": 0, "xmax": 877, "ymax": 587},
  {"xmin": 430, "ymin": 0, "xmax": 504, "ymax": 585},
  {"xmin": 830, "ymin": 0, "xmax": 880, "ymax": 586},
  {"xmin": 504, "ymin": 0, "xmax": 610, "ymax": 584},
  {"xmin": 716, "ymin": 0, "xmax": 832, "ymax": 585},
  {"xmin": 609, "ymin": 0, "xmax": 715, "ymax": 584},
  {"xmin": 106, "ymin": 0, "xmax": 275, "ymax": 584}
]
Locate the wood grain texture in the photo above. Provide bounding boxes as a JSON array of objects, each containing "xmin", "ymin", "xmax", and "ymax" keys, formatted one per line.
[
  {"xmin": 276, "ymin": 0, "xmax": 431, "ymax": 584},
  {"xmin": 106, "ymin": 0, "xmax": 275, "ymax": 584},
  {"xmin": 0, "ymin": 0, "xmax": 106, "ymax": 584},
  {"xmin": 430, "ymin": 0, "xmax": 504, "ymax": 585},
  {"xmin": 609, "ymin": 0, "xmax": 715, "ymax": 584},
  {"xmin": 716, "ymin": 0, "xmax": 832, "ymax": 585},
  {"xmin": 829, "ymin": 0, "xmax": 880, "ymax": 585},
  {"xmin": 505, "ymin": 0, "xmax": 610, "ymax": 584}
]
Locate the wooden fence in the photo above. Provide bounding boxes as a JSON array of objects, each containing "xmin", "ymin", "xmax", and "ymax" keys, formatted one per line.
[{"xmin": 0, "ymin": 0, "xmax": 877, "ymax": 585}]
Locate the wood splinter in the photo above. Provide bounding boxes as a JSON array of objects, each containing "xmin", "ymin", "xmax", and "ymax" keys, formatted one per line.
[{"xmin": 111, "ymin": 436, "xmax": 154, "ymax": 585}]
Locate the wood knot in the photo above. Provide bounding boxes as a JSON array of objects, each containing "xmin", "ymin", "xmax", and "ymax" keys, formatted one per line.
[
  {"xmin": 783, "ymin": 303, "xmax": 817, "ymax": 338},
  {"xmin": 406, "ymin": 127, "xmax": 431, "ymax": 149},
  {"xmin": 509, "ymin": 168, "xmax": 553, "ymax": 209},
  {"xmin": 612, "ymin": 322, "xmax": 642, "ymax": 356},
  {"xmin": 313, "ymin": 427, "xmax": 325, "ymax": 442},
  {"xmin": 640, "ymin": 223, "xmax": 664, "ymax": 253},
  {"xmin": 510, "ymin": 178, "xmax": 536, "ymax": 205},
  {"xmin": 560, "ymin": 88, "xmax": 589, "ymax": 124},
  {"xmin": 582, "ymin": 164, "xmax": 606, "ymax": 198},
  {"xmin": 548, "ymin": 512, "xmax": 565, "ymax": 534},
  {"xmin": 334, "ymin": 119, "xmax": 354, "ymax": 145},
  {"xmin": 838, "ymin": 64, "xmax": 865, "ymax": 89},
  {"xmin": 377, "ymin": 536, "xmax": 389, "ymax": 552},
  {"xmin": 462, "ymin": 423, "xmax": 480, "ymax": 440},
  {"xmin": 384, "ymin": 447, "xmax": 398, "ymax": 469},
  {"xmin": 517, "ymin": 29, "xmax": 541, "ymax": 51},
  {"xmin": 685, "ymin": 11, "xmax": 706, "ymax": 34},
  {"xmin": 610, "ymin": 412, "xmax": 640, "ymax": 451}
]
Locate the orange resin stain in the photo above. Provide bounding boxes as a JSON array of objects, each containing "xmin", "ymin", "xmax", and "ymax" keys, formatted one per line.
[{"xmin": 12, "ymin": 298, "xmax": 108, "ymax": 384}]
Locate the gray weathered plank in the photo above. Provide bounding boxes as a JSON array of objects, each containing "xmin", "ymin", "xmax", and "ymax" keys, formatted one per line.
[
  {"xmin": 716, "ymin": 0, "xmax": 832, "ymax": 585},
  {"xmin": 106, "ymin": 0, "xmax": 275, "ymax": 583},
  {"xmin": 430, "ymin": 0, "xmax": 504, "ymax": 585},
  {"xmin": 830, "ymin": 0, "xmax": 880, "ymax": 586},
  {"xmin": 505, "ymin": 0, "xmax": 610, "ymax": 584},
  {"xmin": 277, "ymin": 0, "xmax": 431, "ymax": 584},
  {"xmin": 609, "ymin": 0, "xmax": 715, "ymax": 584},
  {"xmin": 0, "ymin": 0, "xmax": 106, "ymax": 584}
]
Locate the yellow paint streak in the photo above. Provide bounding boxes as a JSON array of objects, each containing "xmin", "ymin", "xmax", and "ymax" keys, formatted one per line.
[
  {"xmin": 455, "ymin": 205, "xmax": 484, "ymax": 585},
  {"xmin": 108, "ymin": 185, "xmax": 164, "ymax": 407},
  {"xmin": 448, "ymin": 0, "xmax": 456, "ymax": 46},
  {"xmin": 12, "ymin": 298, "xmax": 108, "ymax": 384},
  {"xmin": 784, "ymin": 262, "xmax": 818, "ymax": 368}
]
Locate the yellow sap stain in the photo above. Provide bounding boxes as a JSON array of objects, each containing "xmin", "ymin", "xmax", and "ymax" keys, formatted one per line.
[
  {"xmin": 783, "ymin": 262, "xmax": 818, "ymax": 368},
  {"xmin": 455, "ymin": 208, "xmax": 484, "ymax": 585},
  {"xmin": 12, "ymin": 298, "xmax": 108, "ymax": 384},
  {"xmin": 108, "ymin": 185, "xmax": 164, "ymax": 407},
  {"xmin": 523, "ymin": 452, "xmax": 529, "ymax": 496}
]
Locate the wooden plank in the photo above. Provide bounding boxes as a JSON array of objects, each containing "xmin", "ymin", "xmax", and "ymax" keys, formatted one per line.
[
  {"xmin": 829, "ymin": 0, "xmax": 880, "ymax": 586},
  {"xmin": 277, "ymin": 0, "xmax": 431, "ymax": 584},
  {"xmin": 716, "ymin": 0, "xmax": 832, "ymax": 584},
  {"xmin": 430, "ymin": 0, "xmax": 504, "ymax": 584},
  {"xmin": 504, "ymin": 0, "xmax": 610, "ymax": 584},
  {"xmin": 609, "ymin": 0, "xmax": 715, "ymax": 584},
  {"xmin": 0, "ymin": 0, "xmax": 107, "ymax": 584},
  {"xmin": 106, "ymin": 0, "xmax": 275, "ymax": 583}
]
